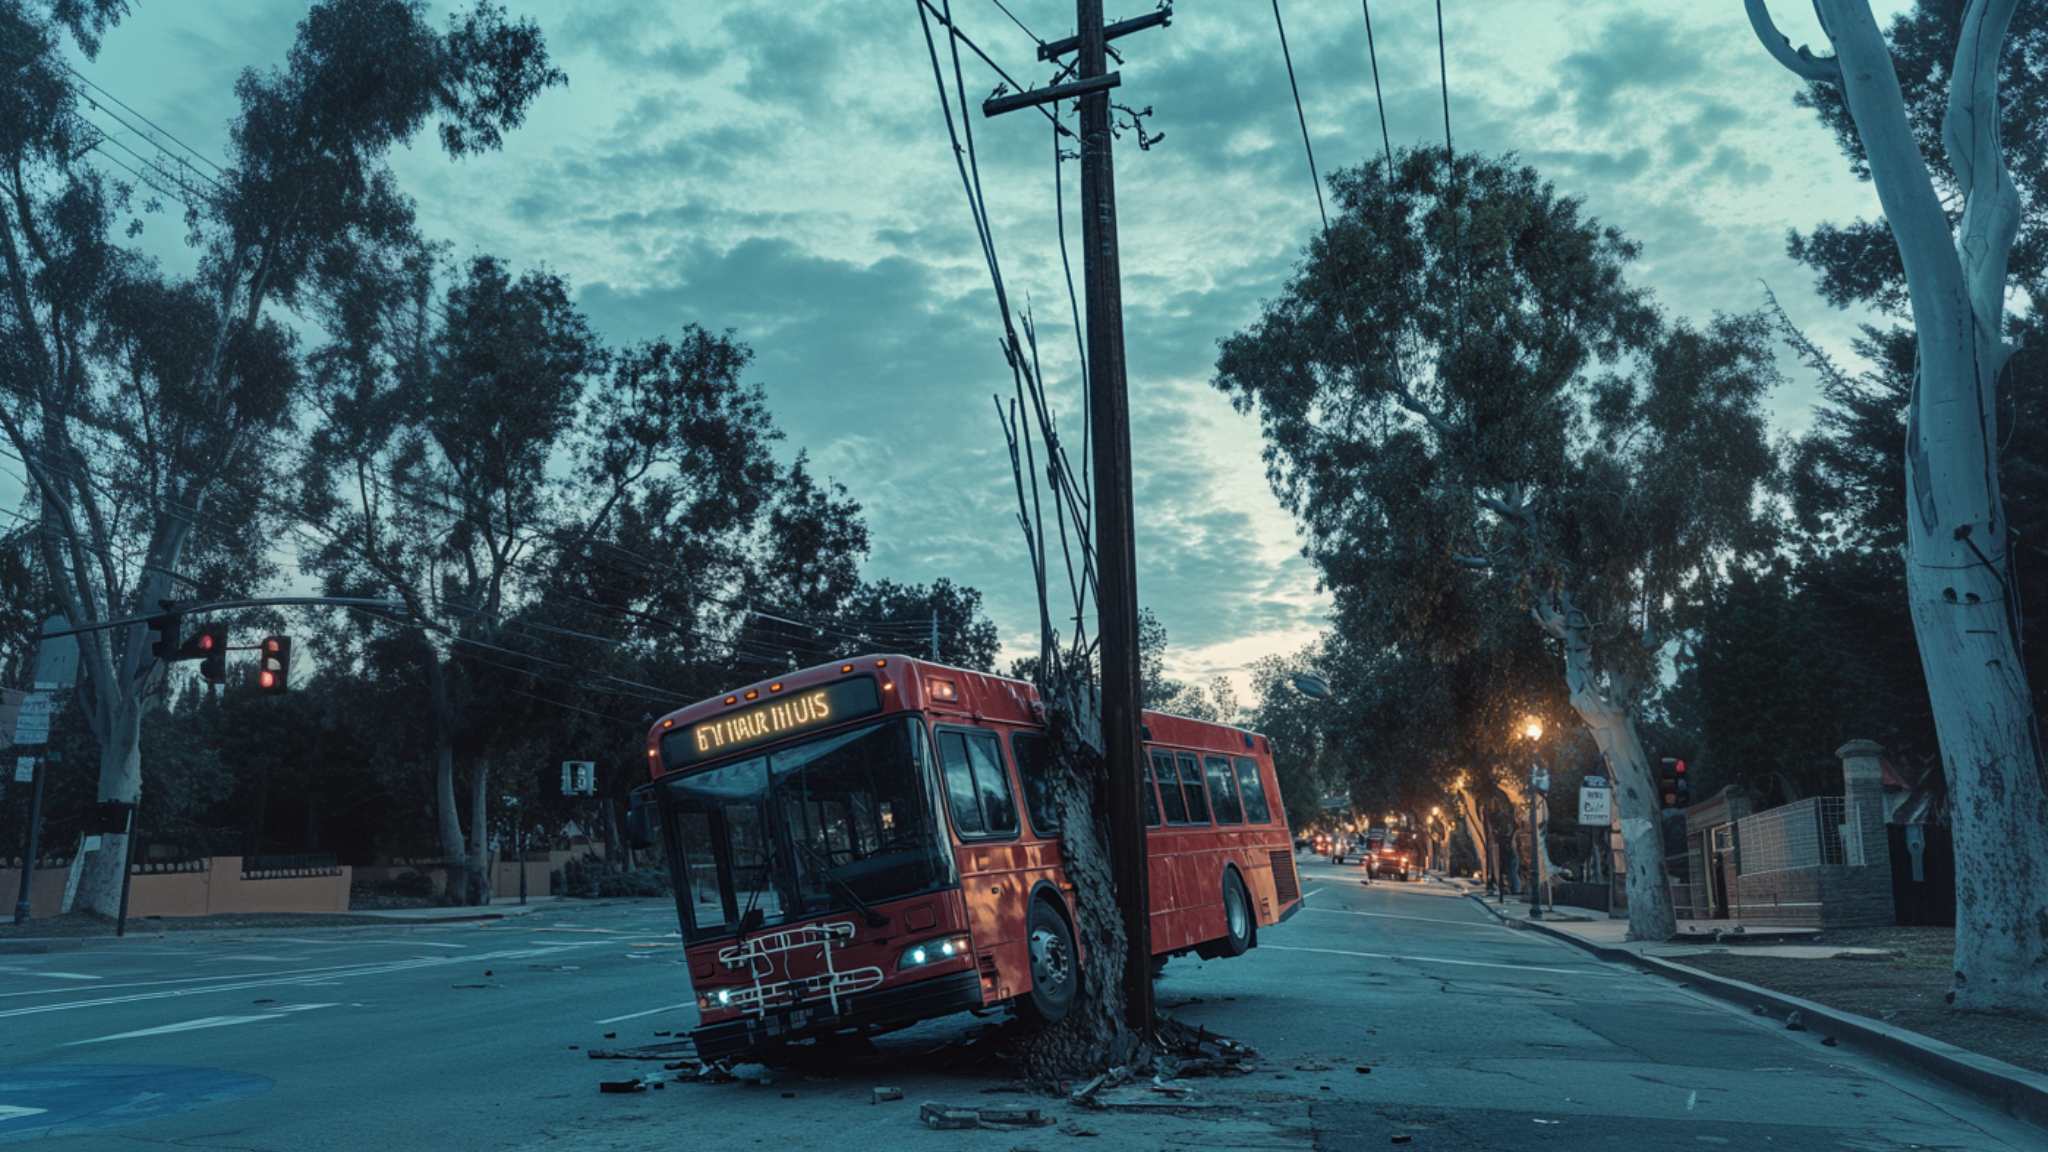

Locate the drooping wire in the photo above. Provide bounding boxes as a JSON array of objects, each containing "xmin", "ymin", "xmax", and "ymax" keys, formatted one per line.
[{"xmin": 1270, "ymin": 0, "xmax": 1328, "ymax": 233}]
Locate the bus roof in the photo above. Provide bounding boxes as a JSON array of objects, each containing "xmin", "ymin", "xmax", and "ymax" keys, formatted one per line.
[{"xmin": 644, "ymin": 654, "xmax": 1268, "ymax": 778}]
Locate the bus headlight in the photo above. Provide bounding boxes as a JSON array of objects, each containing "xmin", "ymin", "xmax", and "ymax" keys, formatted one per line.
[
  {"xmin": 898, "ymin": 935, "xmax": 971, "ymax": 971},
  {"xmin": 697, "ymin": 987, "xmax": 734, "ymax": 1011}
]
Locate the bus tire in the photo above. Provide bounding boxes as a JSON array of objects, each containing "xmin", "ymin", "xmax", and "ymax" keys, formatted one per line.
[
  {"xmin": 1018, "ymin": 896, "xmax": 1078, "ymax": 1027},
  {"xmin": 1218, "ymin": 870, "xmax": 1253, "ymax": 958}
]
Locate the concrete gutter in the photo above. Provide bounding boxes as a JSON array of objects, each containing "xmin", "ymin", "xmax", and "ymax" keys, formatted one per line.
[{"xmin": 1464, "ymin": 893, "xmax": 2048, "ymax": 1132}]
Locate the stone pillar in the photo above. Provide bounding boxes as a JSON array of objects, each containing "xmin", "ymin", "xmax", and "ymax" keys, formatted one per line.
[{"xmin": 1836, "ymin": 739, "xmax": 1889, "ymax": 870}]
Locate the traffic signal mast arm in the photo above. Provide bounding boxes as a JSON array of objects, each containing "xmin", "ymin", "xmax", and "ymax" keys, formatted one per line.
[{"xmin": 45, "ymin": 596, "xmax": 407, "ymax": 640}]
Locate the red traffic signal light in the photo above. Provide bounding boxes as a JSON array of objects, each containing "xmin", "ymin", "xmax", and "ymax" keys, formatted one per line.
[
  {"xmin": 256, "ymin": 636, "xmax": 291, "ymax": 695},
  {"xmin": 197, "ymin": 633, "xmax": 215, "ymax": 652}
]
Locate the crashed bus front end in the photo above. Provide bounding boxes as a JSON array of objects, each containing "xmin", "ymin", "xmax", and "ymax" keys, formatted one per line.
[{"xmin": 638, "ymin": 661, "xmax": 987, "ymax": 1060}]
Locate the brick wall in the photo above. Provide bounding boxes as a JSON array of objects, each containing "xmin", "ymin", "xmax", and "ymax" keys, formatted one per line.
[{"xmin": 1735, "ymin": 863, "xmax": 1894, "ymax": 927}]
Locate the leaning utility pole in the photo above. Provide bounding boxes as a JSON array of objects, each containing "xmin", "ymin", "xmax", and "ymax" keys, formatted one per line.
[{"xmin": 983, "ymin": 0, "xmax": 1170, "ymax": 1037}]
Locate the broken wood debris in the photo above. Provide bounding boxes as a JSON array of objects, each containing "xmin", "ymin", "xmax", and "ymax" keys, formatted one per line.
[{"xmin": 918, "ymin": 1102, "xmax": 1049, "ymax": 1130}]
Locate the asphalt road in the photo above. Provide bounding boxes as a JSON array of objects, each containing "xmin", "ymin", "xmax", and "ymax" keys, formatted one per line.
[{"xmin": 0, "ymin": 862, "xmax": 2036, "ymax": 1150}]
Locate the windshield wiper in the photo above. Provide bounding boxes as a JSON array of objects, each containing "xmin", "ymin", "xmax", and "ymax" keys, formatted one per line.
[{"xmin": 792, "ymin": 840, "xmax": 888, "ymax": 929}]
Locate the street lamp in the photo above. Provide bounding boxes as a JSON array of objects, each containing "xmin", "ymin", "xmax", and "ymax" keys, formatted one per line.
[{"xmin": 1519, "ymin": 716, "xmax": 1547, "ymax": 920}]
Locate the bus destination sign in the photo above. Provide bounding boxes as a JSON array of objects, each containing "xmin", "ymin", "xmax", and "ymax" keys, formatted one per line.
[{"xmin": 666, "ymin": 676, "xmax": 883, "ymax": 766}]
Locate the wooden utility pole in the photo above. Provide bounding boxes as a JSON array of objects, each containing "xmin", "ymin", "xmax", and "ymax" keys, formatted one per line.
[
  {"xmin": 984, "ymin": 0, "xmax": 1170, "ymax": 1037},
  {"xmin": 1072, "ymin": 0, "xmax": 1150, "ymax": 1036}
]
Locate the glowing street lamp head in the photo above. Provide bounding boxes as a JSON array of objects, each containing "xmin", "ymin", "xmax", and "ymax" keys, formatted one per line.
[{"xmin": 1522, "ymin": 717, "xmax": 1544, "ymax": 741}]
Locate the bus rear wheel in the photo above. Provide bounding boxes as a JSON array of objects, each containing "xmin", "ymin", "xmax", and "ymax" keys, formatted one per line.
[
  {"xmin": 1219, "ymin": 871, "xmax": 1253, "ymax": 957},
  {"xmin": 1018, "ymin": 897, "xmax": 1077, "ymax": 1026}
]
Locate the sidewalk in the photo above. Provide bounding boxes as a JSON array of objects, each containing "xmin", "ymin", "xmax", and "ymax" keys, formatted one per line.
[{"xmin": 1464, "ymin": 892, "xmax": 2048, "ymax": 1131}]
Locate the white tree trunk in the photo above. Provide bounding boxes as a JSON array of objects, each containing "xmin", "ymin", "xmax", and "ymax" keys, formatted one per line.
[
  {"xmin": 1766, "ymin": 0, "xmax": 2048, "ymax": 1013},
  {"xmin": 1549, "ymin": 601, "xmax": 1675, "ymax": 941},
  {"xmin": 72, "ymin": 701, "xmax": 142, "ymax": 917}
]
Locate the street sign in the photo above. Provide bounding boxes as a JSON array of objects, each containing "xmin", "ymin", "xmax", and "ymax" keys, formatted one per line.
[
  {"xmin": 11, "ymin": 692, "xmax": 53, "ymax": 746},
  {"xmin": 1582, "ymin": 775, "xmax": 1608, "ymax": 790},
  {"xmin": 1531, "ymin": 766, "xmax": 1550, "ymax": 793},
  {"xmin": 1580, "ymin": 785, "xmax": 1612, "ymax": 825},
  {"xmin": 561, "ymin": 760, "xmax": 596, "ymax": 796},
  {"xmin": 13, "ymin": 757, "xmax": 33, "ymax": 784},
  {"xmin": 32, "ymin": 615, "xmax": 78, "ymax": 688}
]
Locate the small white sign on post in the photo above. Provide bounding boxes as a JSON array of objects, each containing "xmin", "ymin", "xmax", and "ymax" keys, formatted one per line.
[
  {"xmin": 562, "ymin": 760, "xmax": 597, "ymax": 796},
  {"xmin": 11, "ymin": 692, "xmax": 53, "ymax": 746},
  {"xmin": 1579, "ymin": 785, "xmax": 1612, "ymax": 825},
  {"xmin": 13, "ymin": 756, "xmax": 33, "ymax": 784}
]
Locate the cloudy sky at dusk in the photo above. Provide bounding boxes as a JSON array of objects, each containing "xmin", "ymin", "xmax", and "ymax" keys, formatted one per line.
[{"xmin": 23, "ymin": 1, "xmax": 1903, "ymax": 694}]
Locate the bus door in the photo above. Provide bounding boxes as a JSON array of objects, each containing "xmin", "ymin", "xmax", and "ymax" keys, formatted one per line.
[
  {"xmin": 934, "ymin": 724, "xmax": 1029, "ymax": 995},
  {"xmin": 1143, "ymin": 749, "xmax": 1179, "ymax": 950}
]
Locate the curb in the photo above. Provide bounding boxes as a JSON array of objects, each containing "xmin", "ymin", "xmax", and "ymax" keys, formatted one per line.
[{"xmin": 1463, "ymin": 893, "xmax": 2048, "ymax": 1131}]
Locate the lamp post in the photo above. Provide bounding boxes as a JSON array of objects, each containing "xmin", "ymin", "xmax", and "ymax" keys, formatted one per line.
[
  {"xmin": 1521, "ymin": 718, "xmax": 1546, "ymax": 921},
  {"xmin": 1428, "ymin": 805, "xmax": 1443, "ymax": 873}
]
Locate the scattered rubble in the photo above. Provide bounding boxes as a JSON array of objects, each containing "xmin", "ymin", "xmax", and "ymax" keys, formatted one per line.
[
  {"xmin": 872, "ymin": 1087, "xmax": 903, "ymax": 1104},
  {"xmin": 918, "ymin": 1102, "xmax": 1049, "ymax": 1130},
  {"xmin": 1785, "ymin": 1011, "xmax": 1807, "ymax": 1032}
]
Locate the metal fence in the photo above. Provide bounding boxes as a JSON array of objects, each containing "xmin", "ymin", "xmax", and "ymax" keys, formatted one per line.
[
  {"xmin": 1735, "ymin": 796, "xmax": 1845, "ymax": 875},
  {"xmin": 242, "ymin": 853, "xmax": 342, "ymax": 879}
]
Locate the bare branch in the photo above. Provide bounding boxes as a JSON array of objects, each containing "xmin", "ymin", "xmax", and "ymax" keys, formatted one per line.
[
  {"xmin": 1943, "ymin": 0, "xmax": 2022, "ymax": 358},
  {"xmin": 1744, "ymin": 0, "xmax": 1841, "ymax": 85}
]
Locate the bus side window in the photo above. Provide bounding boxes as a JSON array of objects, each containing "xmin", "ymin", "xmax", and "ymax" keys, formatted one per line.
[
  {"xmin": 936, "ymin": 730, "xmax": 986, "ymax": 836},
  {"xmin": 1234, "ymin": 757, "xmax": 1273, "ymax": 823},
  {"xmin": 1204, "ymin": 755, "xmax": 1244, "ymax": 824},
  {"xmin": 939, "ymin": 727, "xmax": 1019, "ymax": 839},
  {"xmin": 1151, "ymin": 750, "xmax": 1187, "ymax": 824},
  {"xmin": 1012, "ymin": 731, "xmax": 1061, "ymax": 835},
  {"xmin": 1139, "ymin": 748, "xmax": 1162, "ymax": 827},
  {"xmin": 1175, "ymin": 752, "xmax": 1211, "ymax": 824}
]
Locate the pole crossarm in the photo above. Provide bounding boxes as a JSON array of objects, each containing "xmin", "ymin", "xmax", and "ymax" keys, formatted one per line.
[
  {"xmin": 984, "ymin": 72, "xmax": 1120, "ymax": 117},
  {"xmin": 1037, "ymin": 7, "xmax": 1171, "ymax": 60}
]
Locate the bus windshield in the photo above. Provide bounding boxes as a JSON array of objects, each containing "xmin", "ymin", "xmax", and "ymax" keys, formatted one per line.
[{"xmin": 661, "ymin": 716, "xmax": 954, "ymax": 941}]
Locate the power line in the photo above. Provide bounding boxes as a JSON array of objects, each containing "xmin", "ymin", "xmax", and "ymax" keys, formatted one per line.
[
  {"xmin": 1361, "ymin": 0, "xmax": 1395, "ymax": 183},
  {"xmin": 1270, "ymin": 0, "xmax": 1327, "ymax": 232}
]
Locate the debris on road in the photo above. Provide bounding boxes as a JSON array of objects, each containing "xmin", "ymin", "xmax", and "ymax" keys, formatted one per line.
[
  {"xmin": 919, "ymin": 1102, "xmax": 981, "ymax": 1130},
  {"xmin": 599, "ymin": 1078, "xmax": 649, "ymax": 1094},
  {"xmin": 1059, "ymin": 1120, "xmax": 1100, "ymax": 1137},
  {"xmin": 1821, "ymin": 1036, "xmax": 1839, "ymax": 1047},
  {"xmin": 1785, "ymin": 1011, "xmax": 1807, "ymax": 1032},
  {"xmin": 1355, "ymin": 1065, "xmax": 1372, "ymax": 1074},
  {"xmin": 872, "ymin": 1086, "xmax": 903, "ymax": 1104}
]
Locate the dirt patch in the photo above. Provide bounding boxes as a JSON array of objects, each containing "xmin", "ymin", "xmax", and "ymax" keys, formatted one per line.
[{"xmin": 1677, "ymin": 927, "xmax": 2048, "ymax": 1075}]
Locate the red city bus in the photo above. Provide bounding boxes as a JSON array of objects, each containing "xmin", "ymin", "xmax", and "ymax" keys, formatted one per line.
[{"xmin": 632, "ymin": 654, "xmax": 1302, "ymax": 1060}]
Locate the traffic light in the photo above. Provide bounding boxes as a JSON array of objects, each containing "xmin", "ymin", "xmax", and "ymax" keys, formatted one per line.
[
  {"xmin": 1659, "ymin": 758, "xmax": 1680, "ymax": 809},
  {"xmin": 147, "ymin": 605, "xmax": 182, "ymax": 662},
  {"xmin": 256, "ymin": 636, "xmax": 290, "ymax": 694},
  {"xmin": 1673, "ymin": 759, "xmax": 1691, "ymax": 807},
  {"xmin": 194, "ymin": 626, "xmax": 227, "ymax": 685}
]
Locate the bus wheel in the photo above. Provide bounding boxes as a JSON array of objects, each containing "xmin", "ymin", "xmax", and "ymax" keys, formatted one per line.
[
  {"xmin": 1019, "ymin": 898, "xmax": 1077, "ymax": 1026},
  {"xmin": 1219, "ymin": 871, "xmax": 1253, "ymax": 957}
]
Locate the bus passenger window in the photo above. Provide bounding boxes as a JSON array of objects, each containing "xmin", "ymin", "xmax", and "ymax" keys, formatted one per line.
[
  {"xmin": 937, "ymin": 731, "xmax": 985, "ymax": 835},
  {"xmin": 1235, "ymin": 757, "xmax": 1272, "ymax": 823},
  {"xmin": 1175, "ymin": 752, "xmax": 1210, "ymax": 824},
  {"xmin": 1139, "ymin": 749, "xmax": 1162, "ymax": 826},
  {"xmin": 1012, "ymin": 732, "xmax": 1061, "ymax": 835},
  {"xmin": 1205, "ymin": 755, "xmax": 1244, "ymax": 824},
  {"xmin": 964, "ymin": 730, "xmax": 1019, "ymax": 835},
  {"xmin": 1151, "ymin": 750, "xmax": 1187, "ymax": 824}
]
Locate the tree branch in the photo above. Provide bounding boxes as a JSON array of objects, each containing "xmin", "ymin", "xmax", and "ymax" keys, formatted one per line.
[
  {"xmin": 1943, "ymin": 0, "xmax": 2022, "ymax": 364},
  {"xmin": 1743, "ymin": 0, "xmax": 1841, "ymax": 85}
]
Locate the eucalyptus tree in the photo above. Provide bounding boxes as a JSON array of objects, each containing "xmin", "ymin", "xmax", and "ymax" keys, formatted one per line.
[
  {"xmin": 1746, "ymin": 0, "xmax": 2048, "ymax": 1013},
  {"xmin": 1214, "ymin": 151, "xmax": 1778, "ymax": 940},
  {"xmin": 0, "ymin": 0, "xmax": 560, "ymax": 914}
]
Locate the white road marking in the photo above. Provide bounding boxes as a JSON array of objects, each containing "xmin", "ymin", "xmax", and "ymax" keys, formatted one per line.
[
  {"xmin": 1305, "ymin": 907, "xmax": 1521, "ymax": 931},
  {"xmin": 0, "ymin": 1105, "xmax": 49, "ymax": 1122},
  {"xmin": 1300, "ymin": 888, "xmax": 1325, "ymax": 901},
  {"xmin": 595, "ymin": 1000, "xmax": 696, "ymax": 1025},
  {"xmin": 66, "ymin": 1003, "xmax": 337, "ymax": 1046},
  {"xmin": 1261, "ymin": 943, "xmax": 1582, "ymax": 975},
  {"xmin": 0, "ymin": 967, "xmax": 101, "ymax": 981},
  {"xmin": 200, "ymin": 955, "xmax": 295, "ymax": 963},
  {"xmin": 0, "ymin": 941, "xmax": 610, "ymax": 1020},
  {"xmin": 1687, "ymin": 1090, "xmax": 1698, "ymax": 1111}
]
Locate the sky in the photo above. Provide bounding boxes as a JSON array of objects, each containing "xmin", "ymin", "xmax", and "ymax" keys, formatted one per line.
[{"xmin": 13, "ymin": 0, "xmax": 1903, "ymax": 697}]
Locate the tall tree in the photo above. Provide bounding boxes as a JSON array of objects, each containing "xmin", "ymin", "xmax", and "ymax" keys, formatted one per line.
[
  {"xmin": 0, "ymin": 0, "xmax": 561, "ymax": 914},
  {"xmin": 1748, "ymin": 0, "xmax": 2048, "ymax": 1012},
  {"xmin": 1214, "ymin": 151, "xmax": 1778, "ymax": 940}
]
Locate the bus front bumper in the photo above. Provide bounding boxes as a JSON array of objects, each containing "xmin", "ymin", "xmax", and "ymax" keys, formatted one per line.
[{"xmin": 691, "ymin": 969, "xmax": 986, "ymax": 1061}]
